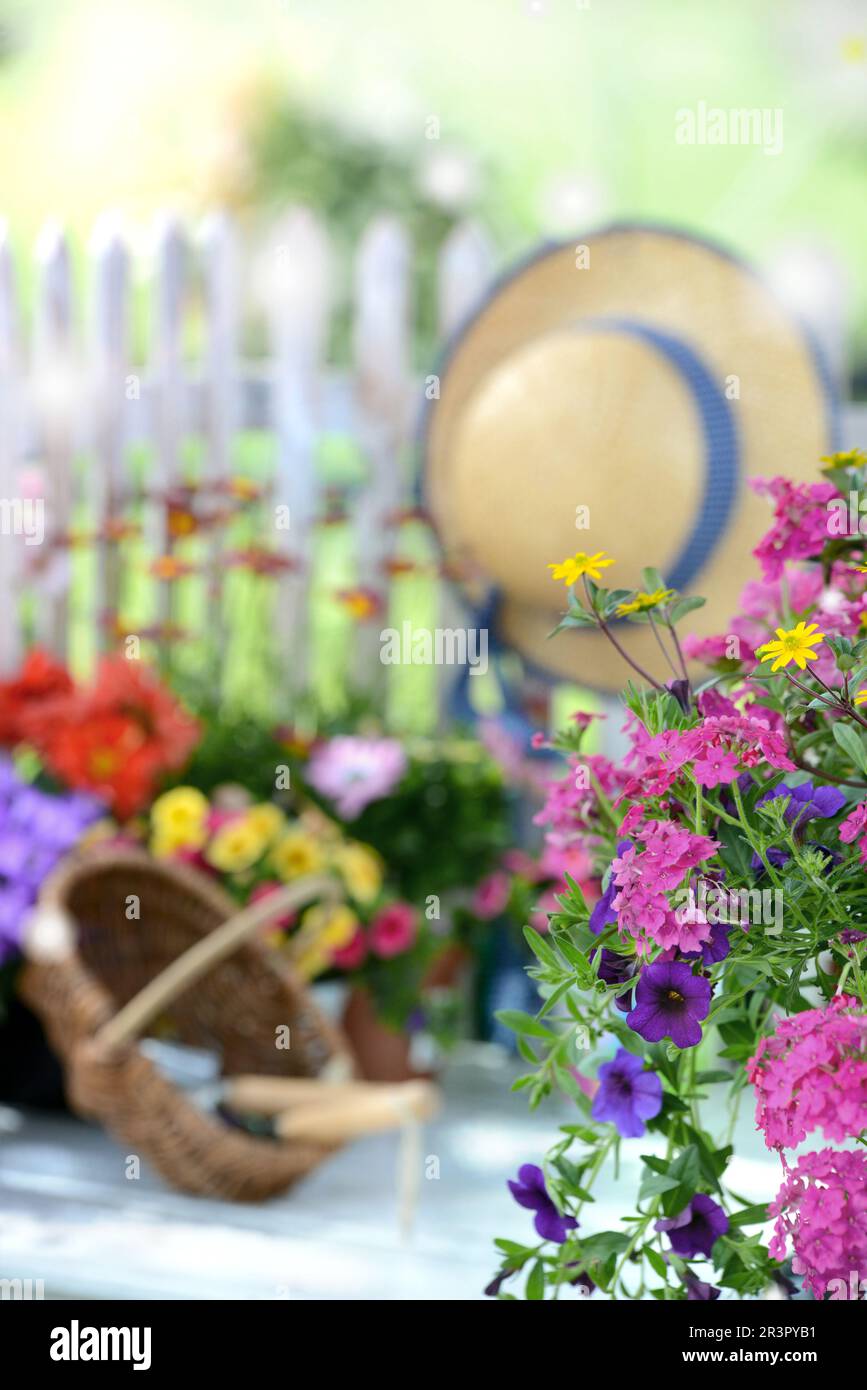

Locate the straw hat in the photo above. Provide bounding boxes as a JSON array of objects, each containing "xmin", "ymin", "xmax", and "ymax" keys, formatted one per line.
[{"xmin": 423, "ymin": 225, "xmax": 837, "ymax": 692}]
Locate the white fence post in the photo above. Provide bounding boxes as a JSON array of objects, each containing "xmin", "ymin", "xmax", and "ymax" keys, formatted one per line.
[
  {"xmin": 352, "ymin": 215, "xmax": 412, "ymax": 696},
  {"xmin": 33, "ymin": 221, "xmax": 77, "ymax": 662},
  {"xmin": 0, "ymin": 223, "xmax": 23, "ymax": 673},
  {"xmin": 266, "ymin": 207, "xmax": 330, "ymax": 700},
  {"xmin": 150, "ymin": 214, "xmax": 189, "ymax": 650},
  {"xmin": 90, "ymin": 213, "xmax": 130, "ymax": 643}
]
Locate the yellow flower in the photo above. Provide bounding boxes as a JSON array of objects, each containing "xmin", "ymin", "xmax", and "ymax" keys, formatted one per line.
[
  {"xmin": 151, "ymin": 786, "xmax": 209, "ymax": 850},
  {"xmin": 855, "ymin": 690, "xmax": 867, "ymax": 706},
  {"xmin": 246, "ymin": 802, "xmax": 286, "ymax": 845},
  {"xmin": 821, "ymin": 448, "xmax": 867, "ymax": 470},
  {"xmin": 616, "ymin": 587, "xmax": 675, "ymax": 616},
  {"xmin": 291, "ymin": 904, "xmax": 359, "ymax": 980},
  {"xmin": 547, "ymin": 551, "xmax": 615, "ymax": 585},
  {"xmin": 333, "ymin": 841, "xmax": 383, "ymax": 904},
  {"xmin": 270, "ymin": 829, "xmax": 326, "ymax": 881},
  {"xmin": 206, "ymin": 815, "xmax": 269, "ymax": 873},
  {"xmin": 755, "ymin": 622, "xmax": 825, "ymax": 672}
]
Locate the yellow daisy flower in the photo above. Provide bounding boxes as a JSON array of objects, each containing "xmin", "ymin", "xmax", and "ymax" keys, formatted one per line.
[
  {"xmin": 616, "ymin": 587, "xmax": 675, "ymax": 616},
  {"xmin": 291, "ymin": 904, "xmax": 359, "ymax": 980},
  {"xmin": 245, "ymin": 802, "xmax": 287, "ymax": 845},
  {"xmin": 548, "ymin": 551, "xmax": 615, "ymax": 585},
  {"xmin": 855, "ymin": 690, "xmax": 867, "ymax": 706},
  {"xmin": 206, "ymin": 815, "xmax": 269, "ymax": 873},
  {"xmin": 755, "ymin": 622, "xmax": 825, "ymax": 672},
  {"xmin": 332, "ymin": 841, "xmax": 383, "ymax": 904},
  {"xmin": 270, "ymin": 829, "xmax": 326, "ymax": 881},
  {"xmin": 151, "ymin": 786, "xmax": 209, "ymax": 849}
]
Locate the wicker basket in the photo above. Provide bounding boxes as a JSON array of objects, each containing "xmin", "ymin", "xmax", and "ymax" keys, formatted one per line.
[{"xmin": 19, "ymin": 848, "xmax": 357, "ymax": 1202}]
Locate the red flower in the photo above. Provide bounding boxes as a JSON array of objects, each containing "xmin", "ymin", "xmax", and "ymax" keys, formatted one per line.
[
  {"xmin": 25, "ymin": 657, "xmax": 200, "ymax": 819},
  {"xmin": 0, "ymin": 648, "xmax": 74, "ymax": 745}
]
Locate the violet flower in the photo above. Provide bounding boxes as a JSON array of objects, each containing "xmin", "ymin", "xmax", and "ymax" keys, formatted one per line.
[
  {"xmin": 757, "ymin": 779, "xmax": 846, "ymax": 830},
  {"xmin": 655, "ymin": 1193, "xmax": 729, "ymax": 1258},
  {"xmin": 626, "ymin": 959, "xmax": 712, "ymax": 1049},
  {"xmin": 507, "ymin": 1163, "xmax": 578, "ymax": 1243},
  {"xmin": 591, "ymin": 1047, "xmax": 663, "ymax": 1138},
  {"xmin": 589, "ymin": 840, "xmax": 632, "ymax": 935}
]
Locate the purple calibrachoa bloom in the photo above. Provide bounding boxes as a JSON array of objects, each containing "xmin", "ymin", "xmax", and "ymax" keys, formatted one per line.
[
  {"xmin": 757, "ymin": 779, "xmax": 846, "ymax": 829},
  {"xmin": 655, "ymin": 1193, "xmax": 729, "ymax": 1258},
  {"xmin": 507, "ymin": 1163, "xmax": 578, "ymax": 1243},
  {"xmin": 591, "ymin": 1046, "xmax": 663, "ymax": 1138},
  {"xmin": 684, "ymin": 1272, "xmax": 721, "ymax": 1301},
  {"xmin": 626, "ymin": 959, "xmax": 712, "ymax": 1049},
  {"xmin": 589, "ymin": 839, "xmax": 632, "ymax": 935}
]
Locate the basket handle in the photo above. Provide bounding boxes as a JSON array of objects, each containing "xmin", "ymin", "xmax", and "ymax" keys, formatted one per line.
[{"xmin": 95, "ymin": 874, "xmax": 341, "ymax": 1052}]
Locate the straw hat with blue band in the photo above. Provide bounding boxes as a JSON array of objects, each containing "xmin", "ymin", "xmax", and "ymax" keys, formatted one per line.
[{"xmin": 423, "ymin": 225, "xmax": 837, "ymax": 693}]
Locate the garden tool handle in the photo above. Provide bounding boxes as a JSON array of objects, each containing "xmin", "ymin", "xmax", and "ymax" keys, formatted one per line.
[
  {"xmin": 274, "ymin": 1079, "xmax": 441, "ymax": 1144},
  {"xmin": 94, "ymin": 875, "xmax": 341, "ymax": 1052},
  {"xmin": 226, "ymin": 1075, "xmax": 376, "ymax": 1115}
]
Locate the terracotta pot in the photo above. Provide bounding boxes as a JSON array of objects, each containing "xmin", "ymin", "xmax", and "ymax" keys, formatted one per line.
[
  {"xmin": 341, "ymin": 985, "xmax": 420, "ymax": 1082},
  {"xmin": 341, "ymin": 945, "xmax": 470, "ymax": 1082}
]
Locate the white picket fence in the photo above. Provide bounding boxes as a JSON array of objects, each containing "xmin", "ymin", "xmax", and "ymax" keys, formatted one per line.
[{"xmin": 0, "ymin": 208, "xmax": 500, "ymax": 726}]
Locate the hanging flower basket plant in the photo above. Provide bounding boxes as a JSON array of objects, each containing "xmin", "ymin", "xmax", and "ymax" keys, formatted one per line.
[{"xmin": 489, "ymin": 450, "xmax": 867, "ymax": 1303}]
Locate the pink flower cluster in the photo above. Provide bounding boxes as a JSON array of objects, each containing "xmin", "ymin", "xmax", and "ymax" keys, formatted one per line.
[
  {"xmin": 750, "ymin": 476, "xmax": 839, "ymax": 580},
  {"xmin": 534, "ymin": 752, "xmax": 627, "ymax": 838},
  {"xmin": 746, "ymin": 996, "xmax": 867, "ymax": 1150},
  {"xmin": 611, "ymin": 819, "xmax": 720, "ymax": 954},
  {"xmin": 840, "ymin": 802, "xmax": 867, "ymax": 867},
  {"xmin": 617, "ymin": 714, "xmax": 794, "ymax": 803},
  {"xmin": 769, "ymin": 1148, "xmax": 867, "ymax": 1300}
]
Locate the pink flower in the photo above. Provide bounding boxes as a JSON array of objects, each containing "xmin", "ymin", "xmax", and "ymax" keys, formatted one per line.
[
  {"xmin": 331, "ymin": 928, "xmax": 368, "ymax": 970},
  {"xmin": 249, "ymin": 879, "xmax": 296, "ymax": 931},
  {"xmin": 306, "ymin": 736, "xmax": 407, "ymax": 819},
  {"xmin": 681, "ymin": 634, "xmax": 737, "ymax": 665},
  {"xmin": 368, "ymin": 901, "xmax": 417, "ymax": 958},
  {"xmin": 472, "ymin": 871, "xmax": 511, "ymax": 920},
  {"xmin": 768, "ymin": 1148, "xmax": 867, "ymax": 1300},
  {"xmin": 750, "ymin": 476, "xmax": 839, "ymax": 580},
  {"xmin": 746, "ymin": 996, "xmax": 867, "ymax": 1149},
  {"xmin": 840, "ymin": 802, "xmax": 867, "ymax": 865},
  {"xmin": 611, "ymin": 819, "xmax": 720, "ymax": 954}
]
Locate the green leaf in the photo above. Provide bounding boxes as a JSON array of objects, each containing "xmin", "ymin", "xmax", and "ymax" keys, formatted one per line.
[
  {"xmin": 494, "ymin": 1009, "xmax": 557, "ymax": 1040},
  {"xmin": 643, "ymin": 1245, "xmax": 669, "ymax": 1281},
  {"xmin": 729, "ymin": 1203, "xmax": 769, "ymax": 1228},
  {"xmin": 526, "ymin": 1260, "xmax": 545, "ymax": 1300},
  {"xmin": 832, "ymin": 720, "xmax": 867, "ymax": 775},
  {"xmin": 667, "ymin": 594, "xmax": 706, "ymax": 623}
]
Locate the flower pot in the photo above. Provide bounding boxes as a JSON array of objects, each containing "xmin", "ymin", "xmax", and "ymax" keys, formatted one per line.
[{"xmin": 341, "ymin": 986, "xmax": 422, "ymax": 1082}]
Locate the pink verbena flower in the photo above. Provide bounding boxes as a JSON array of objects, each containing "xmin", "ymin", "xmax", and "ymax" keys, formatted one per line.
[
  {"xmin": 768, "ymin": 1148, "xmax": 867, "ymax": 1300},
  {"xmin": 616, "ymin": 714, "xmax": 794, "ymax": 804},
  {"xmin": 839, "ymin": 802, "xmax": 867, "ymax": 866},
  {"xmin": 611, "ymin": 819, "xmax": 720, "ymax": 953},
  {"xmin": 746, "ymin": 996, "xmax": 867, "ymax": 1149},
  {"xmin": 750, "ymin": 476, "xmax": 839, "ymax": 580}
]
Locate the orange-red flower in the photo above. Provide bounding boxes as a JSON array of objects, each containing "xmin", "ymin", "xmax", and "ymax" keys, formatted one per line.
[
  {"xmin": 25, "ymin": 657, "xmax": 200, "ymax": 819},
  {"xmin": 335, "ymin": 587, "xmax": 384, "ymax": 621},
  {"xmin": 0, "ymin": 648, "xmax": 74, "ymax": 746}
]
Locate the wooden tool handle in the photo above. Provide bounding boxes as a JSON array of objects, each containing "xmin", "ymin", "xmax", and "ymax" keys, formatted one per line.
[
  {"xmin": 226, "ymin": 1074, "xmax": 374, "ymax": 1116},
  {"xmin": 275, "ymin": 1080, "xmax": 441, "ymax": 1145}
]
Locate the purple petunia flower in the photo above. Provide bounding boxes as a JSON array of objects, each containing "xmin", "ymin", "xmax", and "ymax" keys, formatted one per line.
[
  {"xmin": 626, "ymin": 959, "xmax": 712, "ymax": 1049},
  {"xmin": 591, "ymin": 1046, "xmax": 663, "ymax": 1138},
  {"xmin": 589, "ymin": 840, "xmax": 632, "ymax": 935},
  {"xmin": 507, "ymin": 1163, "xmax": 578, "ymax": 1243},
  {"xmin": 685, "ymin": 1272, "xmax": 721, "ymax": 1300},
  {"xmin": 681, "ymin": 919, "xmax": 732, "ymax": 967},
  {"xmin": 594, "ymin": 946, "xmax": 637, "ymax": 1012},
  {"xmin": 757, "ymin": 780, "xmax": 846, "ymax": 830},
  {"xmin": 655, "ymin": 1193, "xmax": 729, "ymax": 1258}
]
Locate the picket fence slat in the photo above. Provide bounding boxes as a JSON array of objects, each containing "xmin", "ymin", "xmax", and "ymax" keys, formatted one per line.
[
  {"xmin": 267, "ymin": 207, "xmax": 331, "ymax": 698},
  {"xmin": 33, "ymin": 222, "xmax": 76, "ymax": 660},
  {"xmin": 0, "ymin": 223, "xmax": 22, "ymax": 674},
  {"xmin": 352, "ymin": 216, "xmax": 412, "ymax": 694},
  {"xmin": 89, "ymin": 213, "xmax": 130, "ymax": 634}
]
